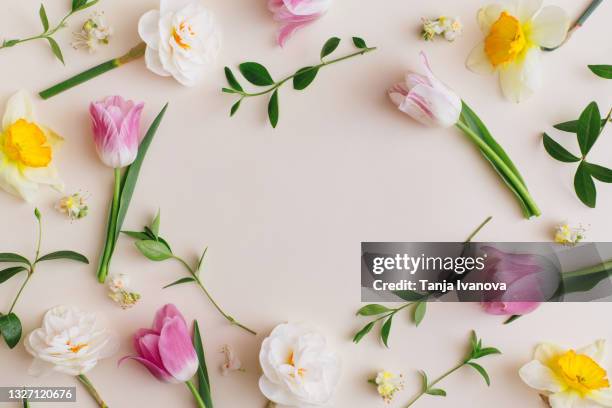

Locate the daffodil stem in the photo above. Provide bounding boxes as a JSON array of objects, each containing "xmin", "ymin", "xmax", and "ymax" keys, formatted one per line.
[
  {"xmin": 97, "ymin": 168, "xmax": 122, "ymax": 283},
  {"xmin": 173, "ymin": 256, "xmax": 257, "ymax": 335},
  {"xmin": 186, "ymin": 380, "xmax": 207, "ymax": 408},
  {"xmin": 39, "ymin": 42, "xmax": 146, "ymax": 100},
  {"xmin": 563, "ymin": 259, "xmax": 612, "ymax": 279},
  {"xmin": 405, "ymin": 362, "xmax": 466, "ymax": 407},
  {"xmin": 77, "ymin": 374, "xmax": 108, "ymax": 408}
]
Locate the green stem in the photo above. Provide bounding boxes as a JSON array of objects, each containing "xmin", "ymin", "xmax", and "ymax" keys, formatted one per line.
[
  {"xmin": 7, "ymin": 274, "xmax": 32, "ymax": 315},
  {"xmin": 39, "ymin": 42, "xmax": 146, "ymax": 100},
  {"xmin": 455, "ymin": 121, "xmax": 541, "ymax": 218},
  {"xmin": 0, "ymin": 11, "xmax": 73, "ymax": 50},
  {"xmin": 563, "ymin": 259, "xmax": 612, "ymax": 279},
  {"xmin": 186, "ymin": 380, "xmax": 206, "ymax": 408},
  {"xmin": 97, "ymin": 168, "xmax": 122, "ymax": 283},
  {"xmin": 174, "ymin": 256, "xmax": 257, "ymax": 335},
  {"xmin": 234, "ymin": 47, "xmax": 377, "ymax": 98},
  {"xmin": 465, "ymin": 216, "xmax": 492, "ymax": 243},
  {"xmin": 405, "ymin": 362, "xmax": 466, "ymax": 407},
  {"xmin": 77, "ymin": 374, "xmax": 108, "ymax": 408}
]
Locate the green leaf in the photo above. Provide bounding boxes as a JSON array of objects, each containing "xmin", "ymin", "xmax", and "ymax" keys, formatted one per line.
[
  {"xmin": 467, "ymin": 362, "xmax": 491, "ymax": 386},
  {"xmin": 268, "ymin": 90, "xmax": 279, "ymax": 128},
  {"xmin": 426, "ymin": 388, "xmax": 447, "ymax": 397},
  {"xmin": 293, "ymin": 66, "xmax": 319, "ymax": 90},
  {"xmin": 588, "ymin": 65, "xmax": 612, "ymax": 79},
  {"xmin": 122, "ymin": 231, "xmax": 150, "ymax": 240},
  {"xmin": 196, "ymin": 247, "xmax": 208, "ymax": 273},
  {"xmin": 585, "ymin": 162, "xmax": 612, "ymax": 183},
  {"xmin": 352, "ymin": 322, "xmax": 374, "ymax": 343},
  {"xmin": 574, "ymin": 162, "xmax": 597, "ymax": 208},
  {"xmin": 0, "ymin": 313, "xmax": 22, "ymax": 349},
  {"xmin": 413, "ymin": 301, "xmax": 427, "ymax": 326},
  {"xmin": 321, "ymin": 37, "xmax": 341, "ymax": 59},
  {"xmin": 356, "ymin": 304, "xmax": 391, "ymax": 316},
  {"xmin": 230, "ymin": 99, "xmax": 242, "ymax": 117},
  {"xmin": 419, "ymin": 371, "xmax": 428, "ymax": 392},
  {"xmin": 135, "ymin": 240, "xmax": 173, "ymax": 261},
  {"xmin": 2, "ymin": 39, "xmax": 19, "ymax": 47},
  {"xmin": 222, "ymin": 88, "xmax": 238, "ymax": 94},
  {"xmin": 224, "ymin": 67, "xmax": 244, "ymax": 91},
  {"xmin": 39, "ymin": 4, "xmax": 49, "ymax": 32},
  {"xmin": 72, "ymin": 0, "xmax": 87, "ymax": 11},
  {"xmin": 543, "ymin": 133, "xmax": 580, "ymax": 162},
  {"xmin": 577, "ymin": 101, "xmax": 601, "ymax": 156},
  {"xmin": 46, "ymin": 37, "xmax": 64, "ymax": 64},
  {"xmin": 472, "ymin": 347, "xmax": 502, "ymax": 359},
  {"xmin": 163, "ymin": 277, "xmax": 195, "ymax": 289},
  {"xmin": 193, "ymin": 320, "xmax": 213, "ymax": 408},
  {"xmin": 352, "ymin": 37, "xmax": 368, "ymax": 49},
  {"xmin": 470, "ymin": 330, "xmax": 478, "ymax": 351},
  {"xmin": 0, "ymin": 266, "xmax": 28, "ymax": 284},
  {"xmin": 36, "ymin": 251, "xmax": 89, "ymax": 264},
  {"xmin": 238, "ymin": 62, "xmax": 274, "ymax": 86},
  {"xmin": 150, "ymin": 210, "xmax": 161, "ymax": 239},
  {"xmin": 394, "ymin": 290, "xmax": 426, "ymax": 301},
  {"xmin": 380, "ymin": 316, "xmax": 393, "ymax": 348},
  {"xmin": 553, "ymin": 119, "xmax": 607, "ymax": 133},
  {"xmin": 0, "ymin": 253, "xmax": 30, "ymax": 265},
  {"xmin": 504, "ymin": 314, "xmax": 522, "ymax": 324}
]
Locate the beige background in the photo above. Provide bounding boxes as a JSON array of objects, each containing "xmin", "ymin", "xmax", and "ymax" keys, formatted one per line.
[{"xmin": 1, "ymin": 0, "xmax": 612, "ymax": 407}]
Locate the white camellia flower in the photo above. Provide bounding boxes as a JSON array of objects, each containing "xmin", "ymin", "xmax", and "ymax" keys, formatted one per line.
[
  {"xmin": 25, "ymin": 306, "xmax": 118, "ymax": 376},
  {"xmin": 138, "ymin": 0, "xmax": 221, "ymax": 86},
  {"xmin": 259, "ymin": 323, "xmax": 341, "ymax": 407}
]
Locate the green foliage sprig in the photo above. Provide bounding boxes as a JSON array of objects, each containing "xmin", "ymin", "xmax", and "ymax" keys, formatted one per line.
[
  {"xmin": 0, "ymin": 209, "xmax": 89, "ymax": 349},
  {"xmin": 124, "ymin": 211, "xmax": 257, "ymax": 336},
  {"xmin": 0, "ymin": 0, "xmax": 100, "ymax": 63},
  {"xmin": 543, "ymin": 101, "xmax": 612, "ymax": 207},
  {"xmin": 223, "ymin": 37, "xmax": 376, "ymax": 128},
  {"xmin": 589, "ymin": 65, "xmax": 612, "ymax": 79},
  {"xmin": 191, "ymin": 320, "xmax": 213, "ymax": 408},
  {"xmin": 405, "ymin": 331, "xmax": 501, "ymax": 407}
]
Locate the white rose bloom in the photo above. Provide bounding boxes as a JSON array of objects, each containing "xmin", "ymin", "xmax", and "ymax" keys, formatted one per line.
[
  {"xmin": 25, "ymin": 306, "xmax": 118, "ymax": 376},
  {"xmin": 138, "ymin": 0, "xmax": 221, "ymax": 86},
  {"xmin": 259, "ymin": 323, "xmax": 341, "ymax": 407}
]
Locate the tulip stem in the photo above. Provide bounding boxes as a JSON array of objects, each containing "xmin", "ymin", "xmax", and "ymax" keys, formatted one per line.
[
  {"xmin": 97, "ymin": 168, "xmax": 122, "ymax": 283},
  {"xmin": 77, "ymin": 374, "xmax": 108, "ymax": 408},
  {"xmin": 186, "ymin": 380, "xmax": 207, "ymax": 408}
]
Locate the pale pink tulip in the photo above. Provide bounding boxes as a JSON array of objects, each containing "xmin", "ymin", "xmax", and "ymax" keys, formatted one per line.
[
  {"xmin": 90, "ymin": 95, "xmax": 144, "ymax": 168},
  {"xmin": 268, "ymin": 0, "xmax": 330, "ymax": 47},
  {"xmin": 119, "ymin": 304, "xmax": 198, "ymax": 383},
  {"xmin": 388, "ymin": 52, "xmax": 462, "ymax": 128}
]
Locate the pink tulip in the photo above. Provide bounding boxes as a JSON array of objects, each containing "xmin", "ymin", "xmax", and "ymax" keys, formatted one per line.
[
  {"xmin": 268, "ymin": 0, "xmax": 330, "ymax": 47},
  {"xmin": 388, "ymin": 52, "xmax": 462, "ymax": 128},
  {"xmin": 120, "ymin": 304, "xmax": 198, "ymax": 383},
  {"xmin": 90, "ymin": 95, "xmax": 144, "ymax": 168}
]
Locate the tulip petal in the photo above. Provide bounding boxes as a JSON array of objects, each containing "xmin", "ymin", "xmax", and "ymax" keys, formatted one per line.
[
  {"xmin": 466, "ymin": 42, "xmax": 495, "ymax": 74},
  {"xmin": 576, "ymin": 339, "xmax": 607, "ymax": 364},
  {"xmin": 402, "ymin": 83, "xmax": 461, "ymax": 128},
  {"xmin": 158, "ymin": 316, "xmax": 198, "ymax": 382},
  {"xmin": 136, "ymin": 333, "xmax": 165, "ymax": 368},
  {"xmin": 519, "ymin": 360, "xmax": 564, "ymax": 393},
  {"xmin": 2, "ymin": 90, "xmax": 35, "ymax": 131},
  {"xmin": 530, "ymin": 6, "xmax": 569, "ymax": 48},
  {"xmin": 153, "ymin": 304, "xmax": 186, "ymax": 333},
  {"xmin": 119, "ymin": 356, "xmax": 176, "ymax": 383},
  {"xmin": 138, "ymin": 10, "xmax": 161, "ymax": 50},
  {"xmin": 282, "ymin": 0, "xmax": 330, "ymax": 16},
  {"xmin": 499, "ymin": 47, "xmax": 541, "ymax": 103}
]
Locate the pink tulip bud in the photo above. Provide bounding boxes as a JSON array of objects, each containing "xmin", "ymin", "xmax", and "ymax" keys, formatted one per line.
[
  {"xmin": 388, "ymin": 52, "xmax": 462, "ymax": 128},
  {"xmin": 90, "ymin": 96, "xmax": 144, "ymax": 168},
  {"xmin": 268, "ymin": 0, "xmax": 330, "ymax": 47},
  {"xmin": 120, "ymin": 304, "xmax": 199, "ymax": 383}
]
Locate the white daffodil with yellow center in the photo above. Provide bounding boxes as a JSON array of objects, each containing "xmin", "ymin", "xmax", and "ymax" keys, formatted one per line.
[
  {"xmin": 0, "ymin": 91, "xmax": 63, "ymax": 202},
  {"xmin": 520, "ymin": 340, "xmax": 612, "ymax": 407},
  {"xmin": 466, "ymin": 0, "xmax": 569, "ymax": 103}
]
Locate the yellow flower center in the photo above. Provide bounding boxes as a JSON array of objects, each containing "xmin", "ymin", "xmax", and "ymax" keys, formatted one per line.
[
  {"xmin": 172, "ymin": 22, "xmax": 195, "ymax": 50},
  {"xmin": 286, "ymin": 350, "xmax": 307, "ymax": 378},
  {"xmin": 67, "ymin": 341, "xmax": 88, "ymax": 354},
  {"xmin": 484, "ymin": 12, "xmax": 528, "ymax": 67},
  {"xmin": 3, "ymin": 119, "xmax": 51, "ymax": 167},
  {"xmin": 554, "ymin": 350, "xmax": 610, "ymax": 396}
]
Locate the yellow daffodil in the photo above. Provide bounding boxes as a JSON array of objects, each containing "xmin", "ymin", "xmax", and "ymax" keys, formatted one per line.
[
  {"xmin": 520, "ymin": 340, "xmax": 612, "ymax": 407},
  {"xmin": 466, "ymin": 0, "xmax": 569, "ymax": 102},
  {"xmin": 0, "ymin": 91, "xmax": 63, "ymax": 202}
]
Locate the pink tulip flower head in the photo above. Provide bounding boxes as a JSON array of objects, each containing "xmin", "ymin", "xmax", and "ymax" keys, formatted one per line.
[
  {"xmin": 90, "ymin": 96, "xmax": 144, "ymax": 168},
  {"xmin": 268, "ymin": 0, "xmax": 331, "ymax": 47},
  {"xmin": 120, "ymin": 304, "xmax": 198, "ymax": 383},
  {"xmin": 388, "ymin": 52, "xmax": 462, "ymax": 128}
]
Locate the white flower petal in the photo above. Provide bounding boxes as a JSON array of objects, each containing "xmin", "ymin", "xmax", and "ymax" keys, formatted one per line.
[
  {"xmin": 577, "ymin": 339, "xmax": 607, "ymax": 364},
  {"xmin": 138, "ymin": 10, "xmax": 161, "ymax": 50},
  {"xmin": 477, "ymin": 3, "xmax": 505, "ymax": 33},
  {"xmin": 160, "ymin": 0, "xmax": 194, "ymax": 14},
  {"xmin": 259, "ymin": 376, "xmax": 302, "ymax": 406},
  {"xmin": 499, "ymin": 47, "xmax": 542, "ymax": 103},
  {"xmin": 0, "ymin": 161, "xmax": 39, "ymax": 202},
  {"xmin": 23, "ymin": 165, "xmax": 64, "ymax": 192},
  {"xmin": 466, "ymin": 42, "xmax": 495, "ymax": 74},
  {"xmin": 513, "ymin": 0, "xmax": 543, "ymax": 23},
  {"xmin": 534, "ymin": 342, "xmax": 565, "ymax": 364},
  {"xmin": 2, "ymin": 90, "xmax": 35, "ymax": 130},
  {"xmin": 530, "ymin": 6, "xmax": 569, "ymax": 48},
  {"xmin": 28, "ymin": 358, "xmax": 56, "ymax": 377},
  {"xmin": 518, "ymin": 360, "xmax": 564, "ymax": 393},
  {"xmin": 549, "ymin": 391, "xmax": 580, "ymax": 408},
  {"xmin": 144, "ymin": 46, "xmax": 171, "ymax": 77},
  {"xmin": 588, "ymin": 389, "xmax": 612, "ymax": 407}
]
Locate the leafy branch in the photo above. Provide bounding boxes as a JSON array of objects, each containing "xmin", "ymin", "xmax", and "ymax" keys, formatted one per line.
[
  {"xmin": 0, "ymin": 209, "xmax": 89, "ymax": 349},
  {"xmin": 223, "ymin": 36, "xmax": 377, "ymax": 128},
  {"xmin": 123, "ymin": 211, "xmax": 257, "ymax": 335},
  {"xmin": 543, "ymin": 101, "xmax": 612, "ymax": 207},
  {"xmin": 0, "ymin": 0, "xmax": 100, "ymax": 63},
  {"xmin": 406, "ymin": 331, "xmax": 501, "ymax": 407}
]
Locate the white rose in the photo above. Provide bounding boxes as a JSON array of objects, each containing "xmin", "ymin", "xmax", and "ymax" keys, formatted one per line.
[
  {"xmin": 25, "ymin": 306, "xmax": 118, "ymax": 376},
  {"xmin": 259, "ymin": 323, "xmax": 341, "ymax": 407},
  {"xmin": 138, "ymin": 0, "xmax": 221, "ymax": 86}
]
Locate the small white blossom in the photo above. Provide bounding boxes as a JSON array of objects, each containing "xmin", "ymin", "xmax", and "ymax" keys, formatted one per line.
[
  {"xmin": 422, "ymin": 16, "xmax": 462, "ymax": 42},
  {"xmin": 107, "ymin": 273, "xmax": 141, "ymax": 309},
  {"xmin": 554, "ymin": 223, "xmax": 586, "ymax": 246},
  {"xmin": 72, "ymin": 12, "xmax": 113, "ymax": 53},
  {"xmin": 372, "ymin": 371, "xmax": 404, "ymax": 404},
  {"xmin": 220, "ymin": 345, "xmax": 243, "ymax": 376},
  {"xmin": 55, "ymin": 192, "xmax": 88, "ymax": 220}
]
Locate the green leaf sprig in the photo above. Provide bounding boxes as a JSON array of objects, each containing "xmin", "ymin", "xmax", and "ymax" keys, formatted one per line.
[
  {"xmin": 123, "ymin": 211, "xmax": 257, "ymax": 335},
  {"xmin": 188, "ymin": 320, "xmax": 213, "ymax": 408},
  {"xmin": 543, "ymin": 101, "xmax": 612, "ymax": 207},
  {"xmin": 0, "ymin": 209, "xmax": 89, "ymax": 349},
  {"xmin": 0, "ymin": 0, "xmax": 100, "ymax": 63},
  {"xmin": 588, "ymin": 65, "xmax": 612, "ymax": 79},
  {"xmin": 405, "ymin": 331, "xmax": 501, "ymax": 407},
  {"xmin": 223, "ymin": 37, "xmax": 377, "ymax": 128},
  {"xmin": 353, "ymin": 217, "xmax": 492, "ymax": 347}
]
